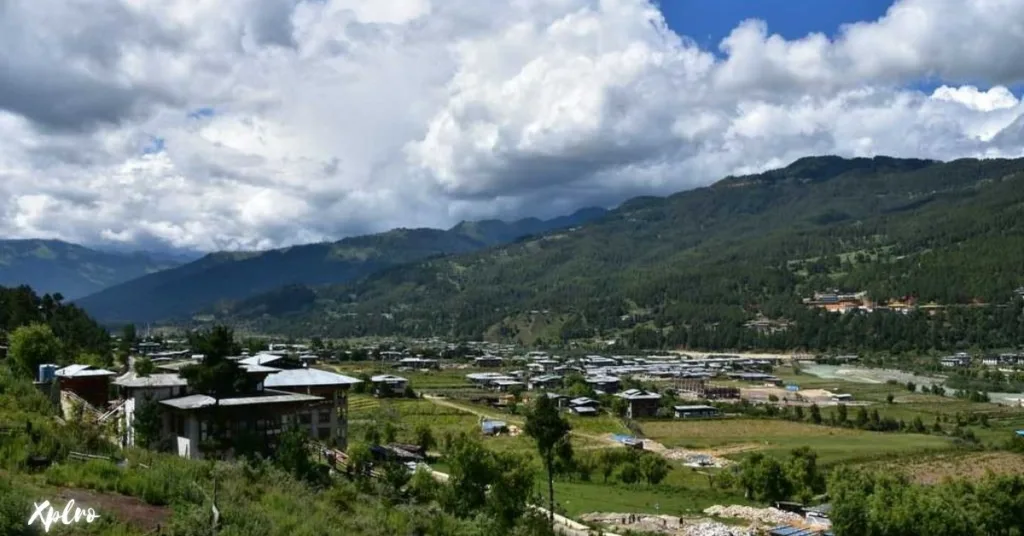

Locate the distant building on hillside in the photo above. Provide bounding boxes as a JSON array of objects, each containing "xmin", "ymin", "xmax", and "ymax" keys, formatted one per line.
[
  {"xmin": 55, "ymin": 364, "xmax": 117, "ymax": 409},
  {"xmin": 369, "ymin": 374, "xmax": 409, "ymax": 397},
  {"xmin": 615, "ymin": 389, "xmax": 662, "ymax": 419},
  {"xmin": 473, "ymin": 356, "xmax": 504, "ymax": 368}
]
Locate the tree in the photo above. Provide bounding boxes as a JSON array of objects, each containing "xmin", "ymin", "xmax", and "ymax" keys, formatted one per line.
[
  {"xmin": 738, "ymin": 453, "xmax": 792, "ymax": 502},
  {"xmin": 836, "ymin": 403, "xmax": 848, "ymax": 425},
  {"xmin": 346, "ymin": 442, "xmax": 374, "ymax": 481},
  {"xmin": 786, "ymin": 447, "xmax": 824, "ymax": 504},
  {"xmin": 179, "ymin": 326, "xmax": 250, "ymax": 456},
  {"xmin": 487, "ymin": 451, "xmax": 534, "ymax": 532},
  {"xmin": 134, "ymin": 357, "xmax": 155, "ymax": 377},
  {"xmin": 886, "ymin": 393, "xmax": 895, "ymax": 404},
  {"xmin": 524, "ymin": 394, "xmax": 572, "ymax": 528},
  {"xmin": 619, "ymin": 462, "xmax": 640, "ymax": 484},
  {"xmin": 597, "ymin": 450, "xmax": 616, "ymax": 483},
  {"xmin": 639, "ymin": 454, "xmax": 670, "ymax": 485},
  {"xmin": 380, "ymin": 461, "xmax": 411, "ymax": 504},
  {"xmin": 275, "ymin": 424, "xmax": 324, "ymax": 487},
  {"xmin": 117, "ymin": 324, "xmax": 136, "ymax": 369},
  {"xmin": 414, "ymin": 423, "xmax": 435, "ymax": 454},
  {"xmin": 180, "ymin": 326, "xmax": 250, "ymax": 398},
  {"xmin": 809, "ymin": 403, "xmax": 822, "ymax": 424},
  {"xmin": 442, "ymin": 433, "xmax": 495, "ymax": 517},
  {"xmin": 7, "ymin": 323, "xmax": 62, "ymax": 377},
  {"xmin": 133, "ymin": 394, "xmax": 163, "ymax": 449}
]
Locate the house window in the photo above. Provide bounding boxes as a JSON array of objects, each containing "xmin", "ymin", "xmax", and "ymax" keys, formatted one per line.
[
  {"xmin": 317, "ymin": 427, "xmax": 331, "ymax": 440},
  {"xmin": 318, "ymin": 409, "xmax": 331, "ymax": 423},
  {"xmin": 298, "ymin": 412, "xmax": 312, "ymax": 425}
]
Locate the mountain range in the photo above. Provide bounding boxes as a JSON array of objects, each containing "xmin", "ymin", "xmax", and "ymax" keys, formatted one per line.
[
  {"xmin": 73, "ymin": 207, "xmax": 608, "ymax": 324},
  {"xmin": 0, "ymin": 239, "xmax": 182, "ymax": 300},
  {"xmin": 200, "ymin": 155, "xmax": 1024, "ymax": 346}
]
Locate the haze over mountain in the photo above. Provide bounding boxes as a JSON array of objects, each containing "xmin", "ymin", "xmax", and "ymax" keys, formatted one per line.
[
  {"xmin": 205, "ymin": 155, "xmax": 1024, "ymax": 348},
  {"xmin": 75, "ymin": 208, "xmax": 607, "ymax": 324},
  {"xmin": 0, "ymin": 239, "xmax": 181, "ymax": 299}
]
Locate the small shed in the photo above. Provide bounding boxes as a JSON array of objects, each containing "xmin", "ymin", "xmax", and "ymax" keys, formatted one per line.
[
  {"xmin": 673, "ymin": 405, "xmax": 720, "ymax": 419},
  {"xmin": 481, "ymin": 419, "xmax": 508, "ymax": 436}
]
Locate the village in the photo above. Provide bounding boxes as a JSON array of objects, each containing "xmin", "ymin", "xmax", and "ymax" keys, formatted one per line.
[{"xmin": 23, "ymin": 331, "xmax": 1024, "ymax": 536}]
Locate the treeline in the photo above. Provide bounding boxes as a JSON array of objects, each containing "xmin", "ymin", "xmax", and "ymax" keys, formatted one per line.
[
  {"xmin": 622, "ymin": 300, "xmax": 1024, "ymax": 353},
  {"xmin": 722, "ymin": 447, "xmax": 1024, "ymax": 536},
  {"xmin": 829, "ymin": 466, "xmax": 1024, "ymax": 536},
  {"xmin": 0, "ymin": 285, "xmax": 110, "ymax": 358}
]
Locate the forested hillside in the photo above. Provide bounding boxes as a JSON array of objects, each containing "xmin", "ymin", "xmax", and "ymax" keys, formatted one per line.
[
  {"xmin": 0, "ymin": 240, "xmax": 179, "ymax": 300},
  {"xmin": 0, "ymin": 285, "xmax": 111, "ymax": 361},
  {"xmin": 75, "ymin": 208, "xmax": 606, "ymax": 324},
  {"xmin": 217, "ymin": 156, "xmax": 1024, "ymax": 352}
]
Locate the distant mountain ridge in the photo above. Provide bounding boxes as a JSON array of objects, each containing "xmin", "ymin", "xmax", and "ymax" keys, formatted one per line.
[
  {"xmin": 75, "ymin": 207, "xmax": 608, "ymax": 324},
  {"xmin": 0, "ymin": 239, "xmax": 182, "ymax": 300},
  {"xmin": 206, "ymin": 155, "xmax": 1024, "ymax": 346}
]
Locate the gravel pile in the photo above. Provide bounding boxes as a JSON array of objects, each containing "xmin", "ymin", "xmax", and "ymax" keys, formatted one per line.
[
  {"xmin": 579, "ymin": 513, "xmax": 754, "ymax": 536},
  {"xmin": 703, "ymin": 505, "xmax": 803, "ymax": 526},
  {"xmin": 681, "ymin": 521, "xmax": 754, "ymax": 536},
  {"xmin": 661, "ymin": 449, "xmax": 733, "ymax": 467}
]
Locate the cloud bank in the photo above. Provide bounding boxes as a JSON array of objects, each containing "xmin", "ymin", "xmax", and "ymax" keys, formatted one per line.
[{"xmin": 2, "ymin": 0, "xmax": 1024, "ymax": 251}]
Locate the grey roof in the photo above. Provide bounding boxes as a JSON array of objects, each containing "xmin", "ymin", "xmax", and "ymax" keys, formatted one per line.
[
  {"xmin": 113, "ymin": 372, "xmax": 188, "ymax": 388},
  {"xmin": 239, "ymin": 354, "xmax": 285, "ymax": 366},
  {"xmin": 56, "ymin": 365, "xmax": 116, "ymax": 378},
  {"xmin": 160, "ymin": 391, "xmax": 323, "ymax": 410},
  {"xmin": 572, "ymin": 406, "xmax": 598, "ymax": 413},
  {"xmin": 570, "ymin": 397, "xmax": 599, "ymax": 406},
  {"xmin": 585, "ymin": 375, "xmax": 620, "ymax": 384},
  {"xmin": 617, "ymin": 389, "xmax": 662, "ymax": 400},
  {"xmin": 156, "ymin": 360, "xmax": 193, "ymax": 372},
  {"xmin": 673, "ymin": 405, "xmax": 718, "ymax": 411},
  {"xmin": 264, "ymin": 368, "xmax": 361, "ymax": 388},
  {"xmin": 242, "ymin": 363, "xmax": 281, "ymax": 374},
  {"xmin": 371, "ymin": 374, "xmax": 407, "ymax": 383}
]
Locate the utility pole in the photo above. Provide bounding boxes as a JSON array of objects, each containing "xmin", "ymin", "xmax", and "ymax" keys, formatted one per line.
[{"xmin": 211, "ymin": 475, "xmax": 220, "ymax": 535}]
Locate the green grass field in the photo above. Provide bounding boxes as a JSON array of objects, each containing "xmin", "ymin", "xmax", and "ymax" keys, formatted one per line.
[{"xmin": 639, "ymin": 418, "xmax": 954, "ymax": 464}]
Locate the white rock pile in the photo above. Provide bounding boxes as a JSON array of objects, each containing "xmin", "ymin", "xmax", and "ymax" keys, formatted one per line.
[{"xmin": 703, "ymin": 505, "xmax": 804, "ymax": 526}]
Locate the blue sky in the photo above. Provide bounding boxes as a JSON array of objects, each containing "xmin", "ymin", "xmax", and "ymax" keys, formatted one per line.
[
  {"xmin": 660, "ymin": 0, "xmax": 895, "ymax": 49},
  {"xmin": 658, "ymin": 0, "xmax": 1018, "ymax": 94}
]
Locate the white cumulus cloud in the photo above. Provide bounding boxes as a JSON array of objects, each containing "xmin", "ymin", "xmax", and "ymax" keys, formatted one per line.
[{"xmin": 1, "ymin": 0, "xmax": 1024, "ymax": 252}]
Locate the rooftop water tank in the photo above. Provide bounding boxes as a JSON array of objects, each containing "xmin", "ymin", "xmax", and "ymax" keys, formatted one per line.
[{"xmin": 38, "ymin": 363, "xmax": 58, "ymax": 383}]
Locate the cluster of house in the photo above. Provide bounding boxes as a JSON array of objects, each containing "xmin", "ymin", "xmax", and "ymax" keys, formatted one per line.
[
  {"xmin": 36, "ymin": 351, "xmax": 361, "ymax": 461},
  {"xmin": 802, "ymin": 290, "xmax": 969, "ymax": 316},
  {"xmin": 458, "ymin": 353, "xmax": 781, "ymax": 419},
  {"xmin": 941, "ymin": 351, "xmax": 1024, "ymax": 368}
]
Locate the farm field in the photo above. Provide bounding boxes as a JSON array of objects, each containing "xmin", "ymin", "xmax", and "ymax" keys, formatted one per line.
[
  {"xmin": 776, "ymin": 366, "xmax": 1024, "ymax": 447},
  {"xmin": 554, "ymin": 477, "xmax": 751, "ymax": 518},
  {"xmin": 639, "ymin": 418, "xmax": 954, "ymax": 464},
  {"xmin": 864, "ymin": 451, "xmax": 1024, "ymax": 484}
]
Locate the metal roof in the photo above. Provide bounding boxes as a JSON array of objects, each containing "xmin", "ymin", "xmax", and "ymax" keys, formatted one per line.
[
  {"xmin": 371, "ymin": 374, "xmax": 407, "ymax": 382},
  {"xmin": 113, "ymin": 372, "xmax": 188, "ymax": 388},
  {"xmin": 56, "ymin": 365, "xmax": 116, "ymax": 378},
  {"xmin": 160, "ymin": 391, "xmax": 323, "ymax": 410},
  {"xmin": 673, "ymin": 405, "xmax": 718, "ymax": 411},
  {"xmin": 616, "ymin": 389, "xmax": 662, "ymax": 400},
  {"xmin": 241, "ymin": 363, "xmax": 281, "ymax": 374},
  {"xmin": 768, "ymin": 526, "xmax": 821, "ymax": 536},
  {"xmin": 239, "ymin": 353, "xmax": 285, "ymax": 366},
  {"xmin": 264, "ymin": 368, "xmax": 361, "ymax": 388}
]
